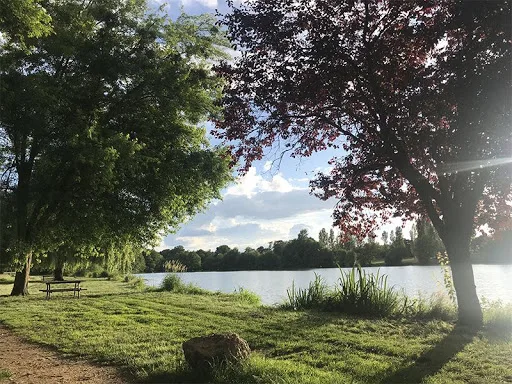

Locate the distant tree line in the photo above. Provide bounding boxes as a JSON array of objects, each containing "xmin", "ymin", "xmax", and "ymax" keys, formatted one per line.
[
  {"xmin": 131, "ymin": 219, "xmax": 510, "ymax": 274},
  {"xmin": 5, "ymin": 218, "xmax": 507, "ymax": 276}
]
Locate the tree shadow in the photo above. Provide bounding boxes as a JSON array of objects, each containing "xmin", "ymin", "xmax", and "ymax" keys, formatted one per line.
[{"xmin": 382, "ymin": 324, "xmax": 479, "ymax": 384}]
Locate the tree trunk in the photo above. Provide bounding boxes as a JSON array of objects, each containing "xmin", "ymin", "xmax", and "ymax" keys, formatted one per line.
[
  {"xmin": 445, "ymin": 241, "xmax": 483, "ymax": 327},
  {"xmin": 54, "ymin": 258, "xmax": 65, "ymax": 281},
  {"xmin": 10, "ymin": 251, "xmax": 32, "ymax": 296},
  {"xmin": 54, "ymin": 265, "xmax": 64, "ymax": 281}
]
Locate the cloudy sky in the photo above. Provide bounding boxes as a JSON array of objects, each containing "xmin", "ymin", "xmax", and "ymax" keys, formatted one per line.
[{"xmin": 151, "ymin": 0, "xmax": 404, "ymax": 251}]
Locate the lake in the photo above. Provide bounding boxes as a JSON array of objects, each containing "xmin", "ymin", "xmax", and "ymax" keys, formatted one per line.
[{"xmin": 137, "ymin": 264, "xmax": 512, "ymax": 306}]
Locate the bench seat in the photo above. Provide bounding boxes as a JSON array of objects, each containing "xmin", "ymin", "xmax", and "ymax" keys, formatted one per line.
[{"xmin": 40, "ymin": 288, "xmax": 86, "ymax": 293}]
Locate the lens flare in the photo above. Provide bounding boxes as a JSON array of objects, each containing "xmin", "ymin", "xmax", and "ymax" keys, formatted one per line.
[{"xmin": 438, "ymin": 157, "xmax": 512, "ymax": 174}]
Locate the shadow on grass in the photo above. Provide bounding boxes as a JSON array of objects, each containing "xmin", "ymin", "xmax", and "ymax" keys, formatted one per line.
[{"xmin": 382, "ymin": 324, "xmax": 479, "ymax": 384}]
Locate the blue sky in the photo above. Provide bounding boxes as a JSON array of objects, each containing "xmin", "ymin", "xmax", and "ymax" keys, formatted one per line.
[{"xmin": 151, "ymin": 0, "xmax": 406, "ymax": 251}]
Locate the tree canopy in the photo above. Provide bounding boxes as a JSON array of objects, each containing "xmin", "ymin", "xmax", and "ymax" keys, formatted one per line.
[
  {"xmin": 0, "ymin": 0, "xmax": 232, "ymax": 294},
  {"xmin": 216, "ymin": 0, "xmax": 511, "ymax": 325}
]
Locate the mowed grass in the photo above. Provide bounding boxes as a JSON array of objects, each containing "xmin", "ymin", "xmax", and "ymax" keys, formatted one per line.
[{"xmin": 0, "ymin": 278, "xmax": 511, "ymax": 383}]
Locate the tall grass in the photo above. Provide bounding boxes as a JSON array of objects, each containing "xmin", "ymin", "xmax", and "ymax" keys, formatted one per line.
[
  {"xmin": 482, "ymin": 298, "xmax": 512, "ymax": 336},
  {"xmin": 330, "ymin": 266, "xmax": 401, "ymax": 317},
  {"xmin": 284, "ymin": 266, "xmax": 456, "ymax": 320},
  {"xmin": 285, "ymin": 273, "xmax": 329, "ymax": 310}
]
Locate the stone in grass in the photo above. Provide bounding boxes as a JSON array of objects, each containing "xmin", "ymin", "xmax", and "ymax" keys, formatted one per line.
[{"xmin": 182, "ymin": 333, "xmax": 251, "ymax": 371}]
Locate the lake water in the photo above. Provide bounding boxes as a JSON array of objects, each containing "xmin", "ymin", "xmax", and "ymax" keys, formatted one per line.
[{"xmin": 137, "ymin": 264, "xmax": 512, "ymax": 306}]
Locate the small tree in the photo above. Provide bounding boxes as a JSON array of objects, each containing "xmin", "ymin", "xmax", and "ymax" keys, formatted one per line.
[
  {"xmin": 318, "ymin": 228, "xmax": 329, "ymax": 249},
  {"xmin": 412, "ymin": 217, "xmax": 444, "ymax": 265}
]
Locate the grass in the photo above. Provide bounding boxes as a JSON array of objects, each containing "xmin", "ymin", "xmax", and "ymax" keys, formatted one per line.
[
  {"xmin": 0, "ymin": 369, "xmax": 11, "ymax": 381},
  {"xmin": 284, "ymin": 267, "xmax": 455, "ymax": 320},
  {"xmin": 0, "ymin": 278, "xmax": 511, "ymax": 383}
]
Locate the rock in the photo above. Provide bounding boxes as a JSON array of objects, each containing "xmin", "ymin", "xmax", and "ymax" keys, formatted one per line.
[{"xmin": 182, "ymin": 333, "xmax": 251, "ymax": 370}]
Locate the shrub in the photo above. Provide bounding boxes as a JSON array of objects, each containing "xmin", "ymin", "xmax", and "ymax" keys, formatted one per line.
[
  {"xmin": 161, "ymin": 274, "xmax": 184, "ymax": 291},
  {"xmin": 234, "ymin": 288, "xmax": 261, "ymax": 306},
  {"xmin": 160, "ymin": 274, "xmax": 208, "ymax": 295},
  {"xmin": 131, "ymin": 276, "xmax": 146, "ymax": 291}
]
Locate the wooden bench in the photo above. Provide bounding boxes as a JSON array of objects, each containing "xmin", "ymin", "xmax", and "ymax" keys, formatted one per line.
[{"xmin": 40, "ymin": 280, "xmax": 86, "ymax": 299}]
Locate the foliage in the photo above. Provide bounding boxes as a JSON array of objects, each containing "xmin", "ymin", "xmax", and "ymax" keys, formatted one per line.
[
  {"xmin": 411, "ymin": 217, "xmax": 444, "ymax": 265},
  {"xmin": 233, "ymin": 288, "xmax": 261, "ymax": 306},
  {"xmin": 217, "ymin": 0, "xmax": 511, "ymax": 325},
  {"xmin": 471, "ymin": 230, "xmax": 512, "ymax": 264},
  {"xmin": 0, "ymin": 0, "xmax": 52, "ymax": 46},
  {"xmin": 0, "ymin": 0, "xmax": 232, "ymax": 294},
  {"xmin": 436, "ymin": 252, "xmax": 456, "ymax": 305},
  {"xmin": 318, "ymin": 228, "xmax": 329, "ymax": 249},
  {"xmin": 160, "ymin": 274, "xmax": 207, "ymax": 295}
]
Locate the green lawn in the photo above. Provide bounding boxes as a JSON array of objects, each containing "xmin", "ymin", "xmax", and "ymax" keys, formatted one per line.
[{"xmin": 0, "ymin": 277, "xmax": 511, "ymax": 383}]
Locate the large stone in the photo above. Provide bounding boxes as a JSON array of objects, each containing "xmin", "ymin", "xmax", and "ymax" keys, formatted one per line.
[{"xmin": 182, "ymin": 333, "xmax": 251, "ymax": 370}]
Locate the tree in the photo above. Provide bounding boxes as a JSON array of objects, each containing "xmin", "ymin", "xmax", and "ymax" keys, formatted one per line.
[
  {"xmin": 318, "ymin": 228, "xmax": 329, "ymax": 249},
  {"xmin": 0, "ymin": 0, "xmax": 52, "ymax": 46},
  {"xmin": 143, "ymin": 250, "xmax": 164, "ymax": 273},
  {"xmin": 381, "ymin": 231, "xmax": 389, "ymax": 246},
  {"xmin": 217, "ymin": 0, "xmax": 511, "ymax": 325},
  {"xmin": 1, "ymin": 0, "xmax": 231, "ymax": 295},
  {"xmin": 412, "ymin": 216, "xmax": 444, "ymax": 265}
]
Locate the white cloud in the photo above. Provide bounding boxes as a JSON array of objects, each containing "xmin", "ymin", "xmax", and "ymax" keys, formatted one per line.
[
  {"xmin": 225, "ymin": 166, "xmax": 298, "ymax": 198},
  {"xmin": 160, "ymin": 167, "xmax": 337, "ymax": 250},
  {"xmin": 181, "ymin": 0, "xmax": 218, "ymax": 9}
]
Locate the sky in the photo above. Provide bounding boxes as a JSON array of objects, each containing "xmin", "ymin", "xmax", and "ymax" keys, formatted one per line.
[{"xmin": 150, "ymin": 0, "xmax": 407, "ymax": 251}]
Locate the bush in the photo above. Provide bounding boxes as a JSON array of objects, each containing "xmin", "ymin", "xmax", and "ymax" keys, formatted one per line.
[
  {"xmin": 234, "ymin": 288, "xmax": 261, "ymax": 306},
  {"xmin": 131, "ymin": 276, "xmax": 146, "ymax": 291},
  {"xmin": 161, "ymin": 274, "xmax": 184, "ymax": 291},
  {"xmin": 160, "ymin": 274, "xmax": 208, "ymax": 295}
]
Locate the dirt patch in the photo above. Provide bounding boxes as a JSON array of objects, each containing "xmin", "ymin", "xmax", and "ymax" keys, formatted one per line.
[{"xmin": 0, "ymin": 326, "xmax": 129, "ymax": 383}]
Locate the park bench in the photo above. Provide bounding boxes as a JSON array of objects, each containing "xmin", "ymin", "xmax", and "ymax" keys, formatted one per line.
[{"xmin": 40, "ymin": 280, "xmax": 86, "ymax": 299}]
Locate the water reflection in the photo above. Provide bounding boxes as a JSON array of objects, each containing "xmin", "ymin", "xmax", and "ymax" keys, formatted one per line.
[{"xmin": 137, "ymin": 264, "xmax": 512, "ymax": 306}]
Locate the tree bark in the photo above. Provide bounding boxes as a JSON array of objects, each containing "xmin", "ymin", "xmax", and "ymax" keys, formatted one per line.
[
  {"xmin": 54, "ymin": 257, "xmax": 65, "ymax": 281},
  {"xmin": 10, "ymin": 251, "xmax": 32, "ymax": 296},
  {"xmin": 445, "ymin": 240, "xmax": 483, "ymax": 327},
  {"xmin": 54, "ymin": 265, "xmax": 64, "ymax": 281}
]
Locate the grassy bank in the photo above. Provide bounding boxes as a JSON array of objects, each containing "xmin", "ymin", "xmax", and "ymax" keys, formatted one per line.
[{"xmin": 0, "ymin": 277, "xmax": 511, "ymax": 383}]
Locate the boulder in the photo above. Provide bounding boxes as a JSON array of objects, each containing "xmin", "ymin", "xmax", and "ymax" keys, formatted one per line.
[{"xmin": 182, "ymin": 333, "xmax": 251, "ymax": 370}]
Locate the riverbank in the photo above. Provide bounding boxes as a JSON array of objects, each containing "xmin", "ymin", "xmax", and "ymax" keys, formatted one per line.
[{"xmin": 0, "ymin": 277, "xmax": 511, "ymax": 383}]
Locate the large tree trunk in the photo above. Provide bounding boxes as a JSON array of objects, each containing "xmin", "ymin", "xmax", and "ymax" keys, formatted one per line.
[
  {"xmin": 445, "ymin": 239, "xmax": 483, "ymax": 327},
  {"xmin": 54, "ymin": 257, "xmax": 65, "ymax": 281},
  {"xmin": 11, "ymin": 251, "xmax": 32, "ymax": 296},
  {"xmin": 54, "ymin": 265, "xmax": 64, "ymax": 281}
]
